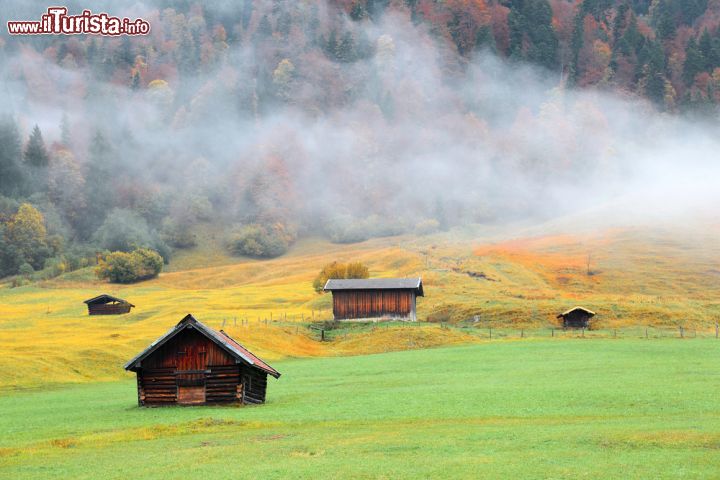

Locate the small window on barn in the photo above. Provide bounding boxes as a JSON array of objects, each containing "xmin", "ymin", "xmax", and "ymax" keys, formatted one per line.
[{"xmin": 177, "ymin": 349, "xmax": 186, "ymax": 356}]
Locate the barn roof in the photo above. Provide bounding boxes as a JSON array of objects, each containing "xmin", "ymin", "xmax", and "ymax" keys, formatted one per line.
[
  {"xmin": 323, "ymin": 278, "xmax": 424, "ymax": 296},
  {"xmin": 123, "ymin": 314, "xmax": 280, "ymax": 378},
  {"xmin": 557, "ymin": 306, "xmax": 596, "ymax": 318},
  {"xmin": 84, "ymin": 294, "xmax": 135, "ymax": 307}
]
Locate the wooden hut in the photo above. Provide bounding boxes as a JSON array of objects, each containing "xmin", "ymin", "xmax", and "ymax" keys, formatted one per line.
[
  {"xmin": 323, "ymin": 278, "xmax": 424, "ymax": 321},
  {"xmin": 84, "ymin": 294, "xmax": 134, "ymax": 315},
  {"xmin": 557, "ymin": 307, "xmax": 595, "ymax": 329},
  {"xmin": 124, "ymin": 314, "xmax": 280, "ymax": 406}
]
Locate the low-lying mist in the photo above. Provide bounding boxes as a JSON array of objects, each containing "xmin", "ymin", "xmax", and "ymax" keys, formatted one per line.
[{"xmin": 1, "ymin": 1, "xmax": 718, "ymax": 256}]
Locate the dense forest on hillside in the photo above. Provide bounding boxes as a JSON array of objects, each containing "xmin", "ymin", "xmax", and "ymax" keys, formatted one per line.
[{"xmin": 0, "ymin": 0, "xmax": 719, "ymax": 280}]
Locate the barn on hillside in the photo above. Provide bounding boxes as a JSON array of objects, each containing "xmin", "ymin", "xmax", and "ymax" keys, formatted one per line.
[
  {"xmin": 124, "ymin": 314, "xmax": 280, "ymax": 406},
  {"xmin": 84, "ymin": 294, "xmax": 134, "ymax": 315},
  {"xmin": 323, "ymin": 278, "xmax": 424, "ymax": 321},
  {"xmin": 557, "ymin": 307, "xmax": 596, "ymax": 329}
]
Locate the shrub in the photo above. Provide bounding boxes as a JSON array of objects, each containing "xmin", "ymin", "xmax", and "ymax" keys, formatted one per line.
[
  {"xmin": 327, "ymin": 215, "xmax": 370, "ymax": 244},
  {"xmin": 18, "ymin": 262, "xmax": 34, "ymax": 277},
  {"xmin": 227, "ymin": 223, "xmax": 295, "ymax": 258},
  {"xmin": 92, "ymin": 208, "xmax": 170, "ymax": 262},
  {"xmin": 312, "ymin": 261, "xmax": 370, "ymax": 293},
  {"xmin": 96, "ymin": 248, "xmax": 163, "ymax": 283},
  {"xmin": 326, "ymin": 215, "xmax": 407, "ymax": 244},
  {"xmin": 162, "ymin": 218, "xmax": 197, "ymax": 248}
]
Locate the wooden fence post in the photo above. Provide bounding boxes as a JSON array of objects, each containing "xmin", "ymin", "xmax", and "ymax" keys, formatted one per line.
[
  {"xmin": 645, "ymin": 327, "xmax": 648, "ymax": 339},
  {"xmin": 715, "ymin": 322, "xmax": 719, "ymax": 339},
  {"xmin": 551, "ymin": 328, "xmax": 554, "ymax": 337},
  {"xmin": 520, "ymin": 329, "xmax": 524, "ymax": 338},
  {"xmin": 488, "ymin": 327, "xmax": 492, "ymax": 340},
  {"xmin": 679, "ymin": 325, "xmax": 684, "ymax": 338}
]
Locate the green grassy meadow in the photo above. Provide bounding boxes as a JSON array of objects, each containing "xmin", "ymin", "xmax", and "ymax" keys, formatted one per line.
[{"xmin": 2, "ymin": 339, "xmax": 719, "ymax": 479}]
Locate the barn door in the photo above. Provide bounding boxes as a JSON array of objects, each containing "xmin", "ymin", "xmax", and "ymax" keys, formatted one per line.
[
  {"xmin": 176, "ymin": 341, "xmax": 208, "ymax": 405},
  {"xmin": 177, "ymin": 384, "xmax": 205, "ymax": 405}
]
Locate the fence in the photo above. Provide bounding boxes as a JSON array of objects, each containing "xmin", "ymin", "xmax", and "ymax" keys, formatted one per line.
[{"xmin": 203, "ymin": 313, "xmax": 720, "ymax": 343}]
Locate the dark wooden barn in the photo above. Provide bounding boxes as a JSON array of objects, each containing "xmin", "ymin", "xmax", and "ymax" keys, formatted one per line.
[
  {"xmin": 84, "ymin": 294, "xmax": 134, "ymax": 315},
  {"xmin": 323, "ymin": 278, "xmax": 424, "ymax": 321},
  {"xmin": 124, "ymin": 314, "xmax": 280, "ymax": 406},
  {"xmin": 557, "ymin": 307, "xmax": 596, "ymax": 329}
]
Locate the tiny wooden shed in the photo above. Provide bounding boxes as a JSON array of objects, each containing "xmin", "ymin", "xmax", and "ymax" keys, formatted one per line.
[
  {"xmin": 84, "ymin": 294, "xmax": 134, "ymax": 315},
  {"xmin": 124, "ymin": 314, "xmax": 280, "ymax": 406},
  {"xmin": 323, "ymin": 278, "xmax": 424, "ymax": 321},
  {"xmin": 557, "ymin": 307, "xmax": 595, "ymax": 329}
]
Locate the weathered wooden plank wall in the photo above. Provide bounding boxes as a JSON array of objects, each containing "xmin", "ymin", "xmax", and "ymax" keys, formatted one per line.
[
  {"xmin": 332, "ymin": 289, "xmax": 415, "ymax": 320},
  {"xmin": 88, "ymin": 304, "xmax": 132, "ymax": 315}
]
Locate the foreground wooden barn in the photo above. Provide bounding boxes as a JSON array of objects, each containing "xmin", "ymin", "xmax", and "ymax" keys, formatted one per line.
[
  {"xmin": 124, "ymin": 314, "xmax": 280, "ymax": 406},
  {"xmin": 84, "ymin": 294, "xmax": 134, "ymax": 315},
  {"xmin": 558, "ymin": 307, "xmax": 596, "ymax": 329},
  {"xmin": 324, "ymin": 278, "xmax": 424, "ymax": 321}
]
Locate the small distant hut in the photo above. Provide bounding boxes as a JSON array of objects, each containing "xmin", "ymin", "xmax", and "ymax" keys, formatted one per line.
[
  {"xmin": 124, "ymin": 314, "xmax": 280, "ymax": 406},
  {"xmin": 84, "ymin": 294, "xmax": 134, "ymax": 315},
  {"xmin": 557, "ymin": 307, "xmax": 595, "ymax": 329},
  {"xmin": 323, "ymin": 278, "xmax": 424, "ymax": 321}
]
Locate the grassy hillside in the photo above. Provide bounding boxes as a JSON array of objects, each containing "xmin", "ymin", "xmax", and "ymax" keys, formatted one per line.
[
  {"xmin": 2, "ymin": 340, "xmax": 720, "ymax": 479},
  {"xmin": 1, "ymin": 225, "xmax": 719, "ymax": 389}
]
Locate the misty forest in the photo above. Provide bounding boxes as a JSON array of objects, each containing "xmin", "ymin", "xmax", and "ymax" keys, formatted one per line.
[{"xmin": 1, "ymin": 0, "xmax": 720, "ymax": 281}]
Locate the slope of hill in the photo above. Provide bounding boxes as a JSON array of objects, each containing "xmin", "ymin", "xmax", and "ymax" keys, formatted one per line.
[{"xmin": 1, "ymin": 223, "xmax": 719, "ymax": 390}]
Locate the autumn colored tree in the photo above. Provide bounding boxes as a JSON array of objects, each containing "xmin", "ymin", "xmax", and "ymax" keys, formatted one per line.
[
  {"xmin": 312, "ymin": 261, "xmax": 370, "ymax": 293},
  {"xmin": 4, "ymin": 204, "xmax": 58, "ymax": 271}
]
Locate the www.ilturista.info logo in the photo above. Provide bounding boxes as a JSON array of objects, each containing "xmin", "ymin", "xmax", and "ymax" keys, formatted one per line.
[{"xmin": 7, "ymin": 7, "xmax": 150, "ymax": 36}]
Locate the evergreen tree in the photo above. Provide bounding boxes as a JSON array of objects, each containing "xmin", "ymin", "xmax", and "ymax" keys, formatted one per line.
[
  {"xmin": 130, "ymin": 70, "xmax": 141, "ymax": 90},
  {"xmin": 569, "ymin": 11, "xmax": 584, "ymax": 84},
  {"xmin": 0, "ymin": 116, "xmax": 24, "ymax": 198},
  {"xmin": 612, "ymin": 4, "xmax": 628, "ymax": 44},
  {"xmin": 306, "ymin": 5, "xmax": 321, "ymax": 45},
  {"xmin": 683, "ymin": 37, "xmax": 705, "ymax": 84},
  {"xmin": 241, "ymin": 0, "xmax": 254, "ymax": 30},
  {"xmin": 24, "ymin": 125, "xmax": 50, "ymax": 193},
  {"xmin": 582, "ymin": 0, "xmax": 613, "ymax": 19},
  {"xmin": 526, "ymin": 0, "xmax": 558, "ymax": 69},
  {"xmin": 60, "ymin": 112, "xmax": 71, "ymax": 147},
  {"xmin": 81, "ymin": 130, "xmax": 115, "ymax": 238},
  {"xmin": 698, "ymin": 29, "xmax": 714, "ymax": 71},
  {"xmin": 256, "ymin": 15, "xmax": 273, "ymax": 40},
  {"xmin": 277, "ymin": 11, "xmax": 292, "ymax": 38},
  {"xmin": 325, "ymin": 30, "xmax": 339, "ymax": 59},
  {"xmin": 178, "ymin": 32, "xmax": 198, "ymax": 76},
  {"xmin": 507, "ymin": 2, "xmax": 526, "ymax": 60},
  {"xmin": 508, "ymin": 0, "xmax": 558, "ymax": 69},
  {"xmin": 652, "ymin": 0, "xmax": 676, "ymax": 40},
  {"xmin": 367, "ymin": 0, "xmax": 389, "ymax": 22},
  {"xmin": 475, "ymin": 25, "xmax": 497, "ymax": 53},
  {"xmin": 335, "ymin": 32, "xmax": 356, "ymax": 63},
  {"xmin": 350, "ymin": 4, "xmax": 369, "ymax": 21},
  {"xmin": 640, "ymin": 40, "xmax": 667, "ymax": 104},
  {"xmin": 24, "ymin": 125, "xmax": 49, "ymax": 168},
  {"xmin": 117, "ymin": 37, "xmax": 134, "ymax": 67}
]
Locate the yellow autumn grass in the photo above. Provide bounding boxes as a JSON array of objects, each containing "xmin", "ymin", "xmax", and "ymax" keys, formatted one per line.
[{"xmin": 1, "ymin": 225, "xmax": 719, "ymax": 389}]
